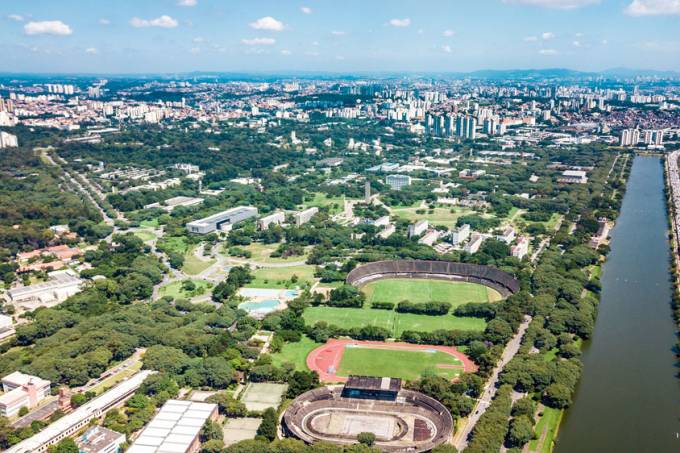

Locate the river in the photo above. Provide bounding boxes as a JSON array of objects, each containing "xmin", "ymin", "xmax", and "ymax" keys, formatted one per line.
[{"xmin": 555, "ymin": 156, "xmax": 680, "ymax": 452}]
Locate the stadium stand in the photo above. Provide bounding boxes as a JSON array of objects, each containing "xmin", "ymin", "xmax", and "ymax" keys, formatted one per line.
[{"xmin": 346, "ymin": 260, "xmax": 520, "ymax": 298}]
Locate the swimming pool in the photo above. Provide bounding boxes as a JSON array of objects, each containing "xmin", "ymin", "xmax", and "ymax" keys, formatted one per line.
[{"xmin": 238, "ymin": 299, "xmax": 282, "ymax": 314}]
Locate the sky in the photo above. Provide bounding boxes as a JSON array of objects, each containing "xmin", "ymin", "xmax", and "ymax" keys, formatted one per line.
[{"xmin": 1, "ymin": 0, "xmax": 680, "ymax": 74}]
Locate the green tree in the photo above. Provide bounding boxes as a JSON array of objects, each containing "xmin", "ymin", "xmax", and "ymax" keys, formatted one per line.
[
  {"xmin": 357, "ymin": 432, "xmax": 376, "ymax": 446},
  {"xmin": 257, "ymin": 407, "xmax": 278, "ymax": 441}
]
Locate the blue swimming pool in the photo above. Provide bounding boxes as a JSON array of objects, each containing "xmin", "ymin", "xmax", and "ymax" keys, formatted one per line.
[{"xmin": 238, "ymin": 299, "xmax": 282, "ymax": 313}]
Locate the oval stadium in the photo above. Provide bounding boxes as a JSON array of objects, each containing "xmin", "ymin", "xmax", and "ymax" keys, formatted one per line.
[
  {"xmin": 346, "ymin": 259, "xmax": 520, "ymax": 298},
  {"xmin": 283, "ymin": 376, "xmax": 453, "ymax": 453}
]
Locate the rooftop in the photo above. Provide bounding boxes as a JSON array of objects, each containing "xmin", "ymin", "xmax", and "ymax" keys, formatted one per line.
[{"xmin": 344, "ymin": 376, "xmax": 402, "ymax": 393}]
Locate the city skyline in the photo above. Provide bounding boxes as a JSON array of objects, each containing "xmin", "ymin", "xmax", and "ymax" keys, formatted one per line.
[{"xmin": 2, "ymin": 0, "xmax": 680, "ymax": 74}]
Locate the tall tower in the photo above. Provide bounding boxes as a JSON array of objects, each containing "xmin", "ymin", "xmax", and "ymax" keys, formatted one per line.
[{"xmin": 365, "ymin": 181, "xmax": 371, "ymax": 203}]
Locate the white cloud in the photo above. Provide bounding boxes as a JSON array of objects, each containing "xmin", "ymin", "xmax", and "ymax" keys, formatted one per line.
[
  {"xmin": 8, "ymin": 14, "xmax": 24, "ymax": 22},
  {"xmin": 503, "ymin": 0, "xmax": 599, "ymax": 9},
  {"xmin": 241, "ymin": 37, "xmax": 276, "ymax": 45},
  {"xmin": 305, "ymin": 51, "xmax": 320, "ymax": 57},
  {"xmin": 539, "ymin": 48, "xmax": 559, "ymax": 55},
  {"xmin": 331, "ymin": 30, "xmax": 346, "ymax": 36},
  {"xmin": 443, "ymin": 29, "xmax": 456, "ymax": 37},
  {"xmin": 625, "ymin": 0, "xmax": 680, "ymax": 16},
  {"xmin": 542, "ymin": 31, "xmax": 555, "ymax": 40},
  {"xmin": 601, "ymin": 39, "xmax": 608, "ymax": 45},
  {"xmin": 193, "ymin": 36, "xmax": 205, "ymax": 43},
  {"xmin": 99, "ymin": 18, "xmax": 110, "ymax": 25},
  {"xmin": 24, "ymin": 20, "xmax": 72, "ymax": 36},
  {"xmin": 301, "ymin": 6, "xmax": 312, "ymax": 14},
  {"xmin": 336, "ymin": 55, "xmax": 345, "ymax": 60},
  {"xmin": 178, "ymin": 0, "xmax": 197, "ymax": 6},
  {"xmin": 441, "ymin": 44, "xmax": 453, "ymax": 53},
  {"xmin": 249, "ymin": 16, "xmax": 285, "ymax": 31},
  {"xmin": 130, "ymin": 15, "xmax": 178, "ymax": 28},
  {"xmin": 389, "ymin": 18, "xmax": 411, "ymax": 27},
  {"xmin": 281, "ymin": 49, "xmax": 292, "ymax": 55},
  {"xmin": 572, "ymin": 40, "xmax": 582, "ymax": 47},
  {"xmin": 190, "ymin": 47, "xmax": 200, "ymax": 54},
  {"xmin": 312, "ymin": 41, "xmax": 320, "ymax": 46},
  {"xmin": 575, "ymin": 32, "xmax": 584, "ymax": 37},
  {"xmin": 524, "ymin": 35, "xmax": 538, "ymax": 41},
  {"xmin": 85, "ymin": 47, "xmax": 98, "ymax": 54}
]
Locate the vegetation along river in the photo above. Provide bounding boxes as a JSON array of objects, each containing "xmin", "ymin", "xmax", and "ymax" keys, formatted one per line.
[{"xmin": 555, "ymin": 156, "xmax": 680, "ymax": 452}]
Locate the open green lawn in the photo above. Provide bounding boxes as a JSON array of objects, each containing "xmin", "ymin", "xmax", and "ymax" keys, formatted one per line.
[
  {"xmin": 140, "ymin": 218, "xmax": 160, "ymax": 228},
  {"xmin": 239, "ymin": 242, "xmax": 310, "ymax": 264},
  {"xmin": 133, "ymin": 230, "xmax": 156, "ymax": 242},
  {"xmin": 363, "ymin": 278, "xmax": 501, "ymax": 306},
  {"xmin": 528, "ymin": 406, "xmax": 563, "ymax": 453},
  {"xmin": 303, "ymin": 305, "xmax": 486, "ymax": 337},
  {"xmin": 270, "ymin": 336, "xmax": 320, "ymax": 371},
  {"xmin": 183, "ymin": 250, "xmax": 215, "ymax": 275},
  {"xmin": 391, "ymin": 206, "xmax": 478, "ymax": 228},
  {"xmin": 337, "ymin": 347, "xmax": 463, "ymax": 381},
  {"xmin": 158, "ymin": 236, "xmax": 190, "ymax": 255},
  {"xmin": 302, "ymin": 192, "xmax": 347, "ymax": 215},
  {"xmin": 159, "ymin": 279, "xmax": 212, "ymax": 300},
  {"xmin": 246, "ymin": 265, "xmax": 316, "ymax": 289}
]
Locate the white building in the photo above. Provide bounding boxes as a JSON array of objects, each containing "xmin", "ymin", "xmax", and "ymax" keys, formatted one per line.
[
  {"xmin": 385, "ymin": 174, "xmax": 412, "ymax": 191},
  {"xmin": 0, "ymin": 314, "xmax": 15, "ymax": 341},
  {"xmin": 511, "ymin": 236, "xmax": 530, "ymax": 260},
  {"xmin": 408, "ymin": 220, "xmax": 429, "ymax": 238},
  {"xmin": 451, "ymin": 224, "xmax": 470, "ymax": 246},
  {"xmin": 0, "ymin": 131, "xmax": 18, "ymax": 148},
  {"xmin": 373, "ymin": 216, "xmax": 390, "ymax": 228},
  {"xmin": 418, "ymin": 230, "xmax": 441, "ymax": 246},
  {"xmin": 496, "ymin": 226, "xmax": 516, "ymax": 244},
  {"xmin": 5, "ymin": 370, "xmax": 154, "ymax": 453},
  {"xmin": 75, "ymin": 426, "xmax": 125, "ymax": 453},
  {"xmin": 294, "ymin": 207, "xmax": 318, "ymax": 226},
  {"xmin": 7, "ymin": 270, "xmax": 83, "ymax": 309},
  {"xmin": 558, "ymin": 170, "xmax": 588, "ymax": 184},
  {"xmin": 258, "ymin": 211, "xmax": 285, "ymax": 230},
  {"xmin": 127, "ymin": 400, "xmax": 218, "ymax": 453},
  {"xmin": 464, "ymin": 233, "xmax": 485, "ymax": 254},
  {"xmin": 0, "ymin": 372, "xmax": 51, "ymax": 417},
  {"xmin": 378, "ymin": 224, "xmax": 396, "ymax": 239}
]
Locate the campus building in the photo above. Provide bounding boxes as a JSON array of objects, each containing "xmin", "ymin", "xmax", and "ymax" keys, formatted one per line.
[
  {"xmin": 7, "ymin": 270, "xmax": 83, "ymax": 309},
  {"xmin": 0, "ymin": 314, "xmax": 15, "ymax": 341},
  {"xmin": 408, "ymin": 220, "xmax": 429, "ymax": 238},
  {"xmin": 0, "ymin": 372, "xmax": 51, "ymax": 417},
  {"xmin": 385, "ymin": 174, "xmax": 411, "ymax": 191},
  {"xmin": 258, "ymin": 211, "xmax": 285, "ymax": 230},
  {"xmin": 294, "ymin": 207, "xmax": 319, "ymax": 226},
  {"xmin": 186, "ymin": 206, "xmax": 258, "ymax": 234},
  {"xmin": 75, "ymin": 426, "xmax": 125, "ymax": 453},
  {"xmin": 558, "ymin": 170, "xmax": 588, "ymax": 184},
  {"xmin": 144, "ymin": 196, "xmax": 204, "ymax": 212},
  {"xmin": 451, "ymin": 224, "xmax": 470, "ymax": 245},
  {"xmin": 6, "ymin": 370, "xmax": 154, "ymax": 453},
  {"xmin": 127, "ymin": 400, "xmax": 218, "ymax": 453}
]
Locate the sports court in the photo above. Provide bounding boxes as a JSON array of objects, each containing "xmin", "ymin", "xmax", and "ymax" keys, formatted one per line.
[
  {"xmin": 223, "ymin": 417, "xmax": 262, "ymax": 446},
  {"xmin": 240, "ymin": 382, "xmax": 288, "ymax": 412}
]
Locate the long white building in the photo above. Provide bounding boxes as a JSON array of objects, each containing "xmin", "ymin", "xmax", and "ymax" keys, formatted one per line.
[{"xmin": 6, "ymin": 370, "xmax": 154, "ymax": 453}]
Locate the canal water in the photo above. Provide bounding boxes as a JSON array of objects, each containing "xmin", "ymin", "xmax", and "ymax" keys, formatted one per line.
[{"xmin": 555, "ymin": 157, "xmax": 680, "ymax": 452}]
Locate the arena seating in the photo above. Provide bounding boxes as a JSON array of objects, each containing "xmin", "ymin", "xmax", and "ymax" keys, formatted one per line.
[{"xmin": 346, "ymin": 260, "xmax": 520, "ymax": 297}]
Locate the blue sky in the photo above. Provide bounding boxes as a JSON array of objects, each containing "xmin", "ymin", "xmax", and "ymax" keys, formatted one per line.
[{"xmin": 2, "ymin": 0, "xmax": 680, "ymax": 73}]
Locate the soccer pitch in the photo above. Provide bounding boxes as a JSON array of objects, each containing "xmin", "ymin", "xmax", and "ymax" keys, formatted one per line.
[
  {"xmin": 362, "ymin": 278, "xmax": 501, "ymax": 306},
  {"xmin": 336, "ymin": 347, "xmax": 464, "ymax": 381}
]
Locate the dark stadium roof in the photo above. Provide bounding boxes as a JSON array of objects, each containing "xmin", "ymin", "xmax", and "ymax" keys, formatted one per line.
[{"xmin": 345, "ymin": 376, "xmax": 402, "ymax": 392}]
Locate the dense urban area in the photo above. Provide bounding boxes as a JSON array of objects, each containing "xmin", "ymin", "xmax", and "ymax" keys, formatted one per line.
[{"xmin": 0, "ymin": 70, "xmax": 678, "ymax": 453}]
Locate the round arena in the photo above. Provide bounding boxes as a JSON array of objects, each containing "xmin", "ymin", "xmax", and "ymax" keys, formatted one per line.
[
  {"xmin": 283, "ymin": 377, "xmax": 453, "ymax": 453},
  {"xmin": 346, "ymin": 259, "xmax": 520, "ymax": 298}
]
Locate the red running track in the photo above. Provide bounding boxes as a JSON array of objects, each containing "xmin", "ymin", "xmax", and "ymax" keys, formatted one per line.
[{"xmin": 306, "ymin": 339, "xmax": 478, "ymax": 383}]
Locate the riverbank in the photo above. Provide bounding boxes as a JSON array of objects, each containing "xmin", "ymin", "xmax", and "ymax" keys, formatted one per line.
[
  {"xmin": 663, "ymin": 150, "xmax": 680, "ymax": 356},
  {"xmin": 554, "ymin": 156, "xmax": 680, "ymax": 453}
]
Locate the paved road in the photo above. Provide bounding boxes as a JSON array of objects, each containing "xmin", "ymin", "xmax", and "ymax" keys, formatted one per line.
[{"xmin": 453, "ymin": 315, "xmax": 533, "ymax": 451}]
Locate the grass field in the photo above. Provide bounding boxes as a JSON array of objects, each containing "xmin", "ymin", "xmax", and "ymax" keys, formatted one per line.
[
  {"xmin": 140, "ymin": 218, "xmax": 160, "ymax": 228},
  {"xmin": 528, "ymin": 406, "xmax": 563, "ymax": 453},
  {"xmin": 336, "ymin": 347, "xmax": 463, "ymax": 381},
  {"xmin": 133, "ymin": 230, "xmax": 156, "ymax": 242},
  {"xmin": 270, "ymin": 336, "xmax": 320, "ymax": 371},
  {"xmin": 246, "ymin": 265, "xmax": 316, "ymax": 288},
  {"xmin": 183, "ymin": 249, "xmax": 215, "ymax": 275},
  {"xmin": 158, "ymin": 236, "xmax": 190, "ymax": 255},
  {"xmin": 239, "ymin": 242, "xmax": 310, "ymax": 264},
  {"xmin": 303, "ymin": 305, "xmax": 486, "ymax": 337},
  {"xmin": 363, "ymin": 278, "xmax": 501, "ymax": 306},
  {"xmin": 159, "ymin": 279, "xmax": 212, "ymax": 300},
  {"xmin": 391, "ymin": 206, "xmax": 477, "ymax": 228},
  {"xmin": 302, "ymin": 192, "xmax": 346, "ymax": 215},
  {"xmin": 89, "ymin": 361, "xmax": 143, "ymax": 395}
]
